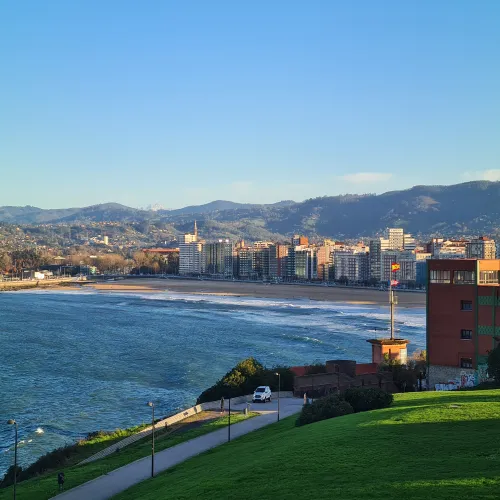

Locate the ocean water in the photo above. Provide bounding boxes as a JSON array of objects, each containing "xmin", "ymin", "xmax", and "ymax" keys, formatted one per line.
[{"xmin": 0, "ymin": 290, "xmax": 425, "ymax": 474}]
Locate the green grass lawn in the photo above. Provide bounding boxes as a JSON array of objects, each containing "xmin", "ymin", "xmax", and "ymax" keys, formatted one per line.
[
  {"xmin": 113, "ymin": 390, "xmax": 500, "ymax": 500},
  {"xmin": 0, "ymin": 412, "xmax": 255, "ymax": 500}
]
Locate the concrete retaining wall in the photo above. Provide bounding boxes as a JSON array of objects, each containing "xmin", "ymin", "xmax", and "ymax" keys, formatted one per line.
[
  {"xmin": 79, "ymin": 391, "xmax": 294, "ymax": 465},
  {"xmin": 428, "ymin": 364, "xmax": 475, "ymax": 389}
]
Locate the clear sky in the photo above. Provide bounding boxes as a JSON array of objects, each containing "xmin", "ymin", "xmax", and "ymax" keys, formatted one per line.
[{"xmin": 1, "ymin": 1, "xmax": 499, "ymax": 209}]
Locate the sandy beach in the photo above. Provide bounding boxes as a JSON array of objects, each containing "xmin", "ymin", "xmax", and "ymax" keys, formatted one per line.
[{"xmin": 74, "ymin": 278, "xmax": 426, "ymax": 308}]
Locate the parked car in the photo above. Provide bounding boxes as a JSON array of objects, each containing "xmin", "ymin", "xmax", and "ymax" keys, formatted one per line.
[{"xmin": 252, "ymin": 386, "xmax": 272, "ymax": 403}]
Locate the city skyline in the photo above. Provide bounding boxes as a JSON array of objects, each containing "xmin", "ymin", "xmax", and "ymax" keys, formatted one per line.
[{"xmin": 2, "ymin": 1, "xmax": 500, "ymax": 208}]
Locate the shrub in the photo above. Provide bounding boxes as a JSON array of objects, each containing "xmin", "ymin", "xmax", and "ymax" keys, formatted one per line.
[
  {"xmin": 197, "ymin": 358, "xmax": 294, "ymax": 404},
  {"xmin": 343, "ymin": 387, "xmax": 393, "ymax": 413},
  {"xmin": 378, "ymin": 353, "xmax": 427, "ymax": 392},
  {"xmin": 296, "ymin": 394, "xmax": 354, "ymax": 426},
  {"xmin": 487, "ymin": 345, "xmax": 500, "ymax": 383}
]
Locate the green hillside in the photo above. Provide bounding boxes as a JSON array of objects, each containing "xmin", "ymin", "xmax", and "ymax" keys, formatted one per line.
[
  {"xmin": 114, "ymin": 390, "xmax": 500, "ymax": 500},
  {"xmin": 0, "ymin": 413, "xmax": 254, "ymax": 500}
]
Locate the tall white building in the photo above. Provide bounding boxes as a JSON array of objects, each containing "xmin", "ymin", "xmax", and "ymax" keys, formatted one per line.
[
  {"xmin": 388, "ymin": 228, "xmax": 404, "ymax": 250},
  {"xmin": 179, "ymin": 222, "xmax": 203, "ymax": 275}
]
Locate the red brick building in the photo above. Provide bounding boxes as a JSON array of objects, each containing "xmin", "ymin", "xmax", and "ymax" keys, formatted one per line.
[{"xmin": 427, "ymin": 259, "xmax": 500, "ymax": 387}]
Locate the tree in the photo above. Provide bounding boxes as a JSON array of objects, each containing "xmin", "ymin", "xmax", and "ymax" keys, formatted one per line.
[
  {"xmin": 10, "ymin": 249, "xmax": 42, "ymax": 271},
  {"xmin": 0, "ymin": 253, "xmax": 12, "ymax": 273},
  {"xmin": 487, "ymin": 345, "xmax": 500, "ymax": 383},
  {"xmin": 132, "ymin": 251, "xmax": 148, "ymax": 274}
]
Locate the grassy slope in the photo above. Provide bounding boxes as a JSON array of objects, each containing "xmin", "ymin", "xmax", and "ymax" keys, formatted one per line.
[
  {"xmin": 114, "ymin": 391, "xmax": 500, "ymax": 500},
  {"xmin": 0, "ymin": 413, "xmax": 254, "ymax": 500}
]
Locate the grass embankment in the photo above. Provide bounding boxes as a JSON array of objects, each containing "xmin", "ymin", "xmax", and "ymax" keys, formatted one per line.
[
  {"xmin": 114, "ymin": 390, "xmax": 500, "ymax": 500},
  {"xmin": 0, "ymin": 412, "xmax": 255, "ymax": 500}
]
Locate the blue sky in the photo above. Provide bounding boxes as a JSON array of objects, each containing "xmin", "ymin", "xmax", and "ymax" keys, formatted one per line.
[{"xmin": 1, "ymin": 1, "xmax": 499, "ymax": 209}]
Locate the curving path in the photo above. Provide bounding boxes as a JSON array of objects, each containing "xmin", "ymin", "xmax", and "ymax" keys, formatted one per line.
[{"xmin": 51, "ymin": 398, "xmax": 303, "ymax": 500}]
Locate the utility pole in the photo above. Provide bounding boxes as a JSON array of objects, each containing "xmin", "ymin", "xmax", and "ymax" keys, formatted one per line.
[
  {"xmin": 389, "ymin": 282, "xmax": 394, "ymax": 340},
  {"xmin": 390, "ymin": 263, "xmax": 400, "ymax": 340},
  {"xmin": 147, "ymin": 402, "xmax": 155, "ymax": 477}
]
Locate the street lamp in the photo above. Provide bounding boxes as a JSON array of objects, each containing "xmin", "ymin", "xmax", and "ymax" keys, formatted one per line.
[
  {"xmin": 7, "ymin": 419, "xmax": 18, "ymax": 500},
  {"xmin": 224, "ymin": 385, "xmax": 232, "ymax": 442},
  {"xmin": 274, "ymin": 372, "xmax": 281, "ymax": 422},
  {"xmin": 147, "ymin": 402, "xmax": 155, "ymax": 478}
]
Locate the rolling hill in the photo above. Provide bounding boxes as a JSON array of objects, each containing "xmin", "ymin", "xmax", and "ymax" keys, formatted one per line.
[{"xmin": 2, "ymin": 181, "xmax": 500, "ymax": 239}]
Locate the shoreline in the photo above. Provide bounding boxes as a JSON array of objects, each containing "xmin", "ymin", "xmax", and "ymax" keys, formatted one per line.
[
  {"xmin": 0, "ymin": 278, "xmax": 76, "ymax": 292},
  {"xmin": 72, "ymin": 278, "xmax": 426, "ymax": 308}
]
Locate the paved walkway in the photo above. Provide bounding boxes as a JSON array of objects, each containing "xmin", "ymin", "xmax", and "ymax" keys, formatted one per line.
[{"xmin": 52, "ymin": 398, "xmax": 303, "ymax": 500}]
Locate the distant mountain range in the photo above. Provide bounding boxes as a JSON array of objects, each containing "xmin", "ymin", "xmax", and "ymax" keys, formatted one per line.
[
  {"xmin": 164, "ymin": 199, "xmax": 296, "ymax": 216},
  {"xmin": 2, "ymin": 181, "xmax": 500, "ymax": 239}
]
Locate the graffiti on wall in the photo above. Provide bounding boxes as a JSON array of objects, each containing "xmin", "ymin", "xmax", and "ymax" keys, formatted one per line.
[
  {"xmin": 435, "ymin": 371, "xmax": 477, "ymax": 391},
  {"xmin": 475, "ymin": 365, "xmax": 489, "ymax": 385}
]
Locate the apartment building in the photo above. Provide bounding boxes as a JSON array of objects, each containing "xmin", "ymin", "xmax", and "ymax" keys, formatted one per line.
[
  {"xmin": 380, "ymin": 251, "xmax": 416, "ymax": 283},
  {"xmin": 403, "ymin": 234, "xmax": 417, "ymax": 251},
  {"xmin": 427, "ymin": 259, "xmax": 500, "ymax": 387},
  {"xmin": 466, "ymin": 237, "xmax": 496, "ymax": 260},
  {"xmin": 429, "ymin": 238, "xmax": 467, "ymax": 259},
  {"xmin": 292, "ymin": 235, "xmax": 309, "ymax": 246},
  {"xmin": 334, "ymin": 251, "xmax": 369, "ymax": 283},
  {"xmin": 203, "ymin": 240, "xmax": 233, "ymax": 277},
  {"xmin": 316, "ymin": 244, "xmax": 334, "ymax": 281},
  {"xmin": 269, "ymin": 243, "xmax": 289, "ymax": 279},
  {"xmin": 295, "ymin": 247, "xmax": 317, "ymax": 280},
  {"xmin": 179, "ymin": 232, "xmax": 203, "ymax": 275},
  {"xmin": 252, "ymin": 246, "xmax": 270, "ymax": 279},
  {"xmin": 368, "ymin": 239, "xmax": 387, "ymax": 282},
  {"xmin": 388, "ymin": 228, "xmax": 404, "ymax": 250},
  {"xmin": 236, "ymin": 247, "xmax": 253, "ymax": 278}
]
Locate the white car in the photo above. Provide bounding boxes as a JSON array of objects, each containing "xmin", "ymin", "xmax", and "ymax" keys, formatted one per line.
[{"xmin": 252, "ymin": 386, "xmax": 272, "ymax": 403}]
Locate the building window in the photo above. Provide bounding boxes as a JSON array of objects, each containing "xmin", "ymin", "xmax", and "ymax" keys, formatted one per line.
[
  {"xmin": 429, "ymin": 270, "xmax": 451, "ymax": 283},
  {"xmin": 479, "ymin": 270, "xmax": 499, "ymax": 285},
  {"xmin": 460, "ymin": 357, "xmax": 473, "ymax": 369},
  {"xmin": 454, "ymin": 271, "xmax": 476, "ymax": 284},
  {"xmin": 461, "ymin": 300, "xmax": 473, "ymax": 311},
  {"xmin": 460, "ymin": 329, "xmax": 472, "ymax": 340}
]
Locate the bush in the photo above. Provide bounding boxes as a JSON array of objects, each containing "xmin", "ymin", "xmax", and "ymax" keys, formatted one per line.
[
  {"xmin": 343, "ymin": 387, "xmax": 393, "ymax": 413},
  {"xmin": 296, "ymin": 394, "xmax": 354, "ymax": 426},
  {"xmin": 197, "ymin": 358, "xmax": 295, "ymax": 404},
  {"xmin": 378, "ymin": 352, "xmax": 427, "ymax": 392},
  {"xmin": 487, "ymin": 345, "xmax": 500, "ymax": 383}
]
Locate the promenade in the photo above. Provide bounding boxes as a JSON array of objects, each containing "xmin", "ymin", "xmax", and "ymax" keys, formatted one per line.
[{"xmin": 52, "ymin": 398, "xmax": 303, "ymax": 500}]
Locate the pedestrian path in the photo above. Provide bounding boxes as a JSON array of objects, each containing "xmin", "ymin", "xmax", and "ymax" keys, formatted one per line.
[{"xmin": 51, "ymin": 398, "xmax": 303, "ymax": 500}]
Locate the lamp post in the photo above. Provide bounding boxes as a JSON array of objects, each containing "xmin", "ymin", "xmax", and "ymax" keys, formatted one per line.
[
  {"xmin": 7, "ymin": 419, "xmax": 18, "ymax": 500},
  {"xmin": 147, "ymin": 402, "xmax": 155, "ymax": 478},
  {"xmin": 228, "ymin": 394, "xmax": 231, "ymax": 442},
  {"xmin": 274, "ymin": 372, "xmax": 281, "ymax": 422}
]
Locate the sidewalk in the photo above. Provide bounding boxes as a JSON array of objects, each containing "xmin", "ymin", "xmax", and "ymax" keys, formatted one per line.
[{"xmin": 52, "ymin": 398, "xmax": 303, "ymax": 500}]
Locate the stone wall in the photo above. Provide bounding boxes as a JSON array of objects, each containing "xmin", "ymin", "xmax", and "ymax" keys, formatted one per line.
[
  {"xmin": 428, "ymin": 364, "xmax": 475, "ymax": 388},
  {"xmin": 293, "ymin": 371, "xmax": 396, "ymax": 397}
]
